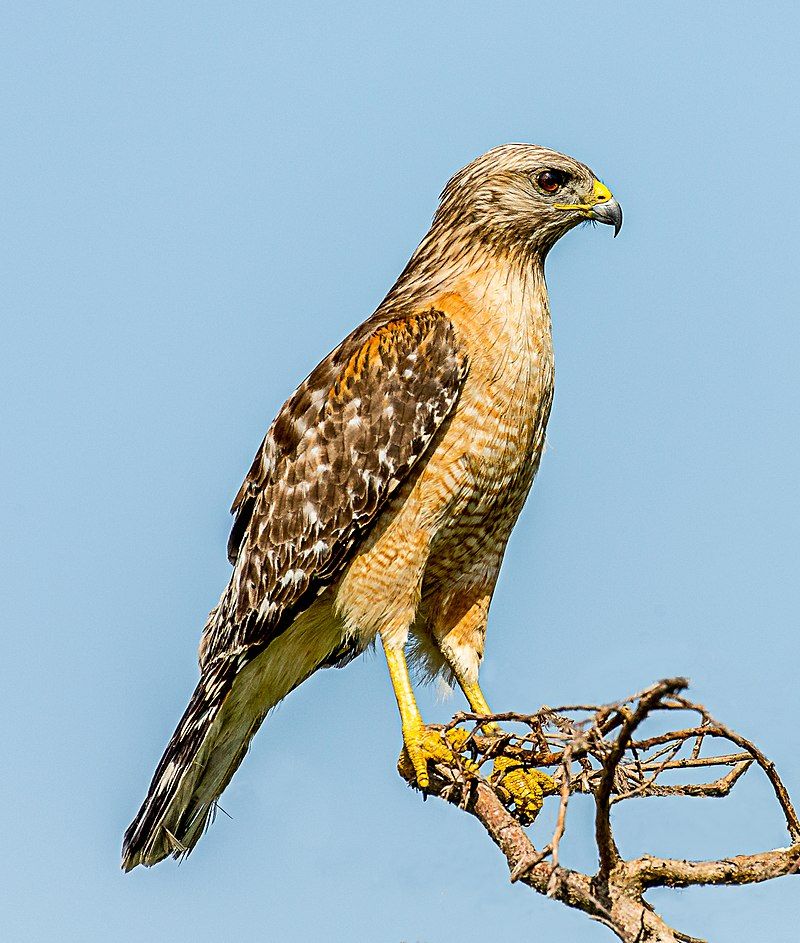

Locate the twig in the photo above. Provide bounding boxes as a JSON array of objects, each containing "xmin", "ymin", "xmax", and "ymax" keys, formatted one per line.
[
  {"xmin": 672, "ymin": 695, "xmax": 800, "ymax": 842},
  {"xmin": 594, "ymin": 678, "xmax": 689, "ymax": 882},
  {"xmin": 397, "ymin": 678, "xmax": 798, "ymax": 942}
]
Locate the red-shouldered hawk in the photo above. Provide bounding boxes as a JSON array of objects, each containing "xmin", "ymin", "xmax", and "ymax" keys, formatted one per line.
[{"xmin": 122, "ymin": 143, "xmax": 621, "ymax": 870}]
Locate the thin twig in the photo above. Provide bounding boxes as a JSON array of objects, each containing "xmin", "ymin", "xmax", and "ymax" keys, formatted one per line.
[
  {"xmin": 397, "ymin": 677, "xmax": 798, "ymax": 942},
  {"xmin": 672, "ymin": 695, "xmax": 800, "ymax": 842},
  {"xmin": 594, "ymin": 678, "xmax": 689, "ymax": 881}
]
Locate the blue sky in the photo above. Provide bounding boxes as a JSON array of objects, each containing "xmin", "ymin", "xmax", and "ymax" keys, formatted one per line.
[{"xmin": 3, "ymin": 3, "xmax": 798, "ymax": 940}]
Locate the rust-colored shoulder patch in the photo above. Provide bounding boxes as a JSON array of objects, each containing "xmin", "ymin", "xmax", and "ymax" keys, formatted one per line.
[
  {"xmin": 208, "ymin": 307, "xmax": 468, "ymax": 667},
  {"xmin": 330, "ymin": 310, "xmax": 462, "ymax": 403},
  {"xmin": 428, "ymin": 291, "xmax": 474, "ymax": 323}
]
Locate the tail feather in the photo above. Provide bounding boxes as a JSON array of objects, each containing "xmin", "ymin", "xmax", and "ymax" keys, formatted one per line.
[{"xmin": 122, "ymin": 601, "xmax": 345, "ymax": 870}]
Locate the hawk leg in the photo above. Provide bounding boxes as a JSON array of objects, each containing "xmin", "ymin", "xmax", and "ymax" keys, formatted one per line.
[{"xmin": 382, "ymin": 642, "xmax": 470, "ymax": 789}]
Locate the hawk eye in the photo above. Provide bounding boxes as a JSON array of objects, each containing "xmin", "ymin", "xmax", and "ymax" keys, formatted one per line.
[{"xmin": 536, "ymin": 169, "xmax": 565, "ymax": 194}]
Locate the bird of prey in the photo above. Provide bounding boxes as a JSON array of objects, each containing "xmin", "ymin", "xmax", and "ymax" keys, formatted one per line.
[{"xmin": 122, "ymin": 143, "xmax": 621, "ymax": 870}]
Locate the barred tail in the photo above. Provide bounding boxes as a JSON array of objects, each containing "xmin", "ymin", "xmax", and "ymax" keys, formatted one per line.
[{"xmin": 122, "ymin": 603, "xmax": 345, "ymax": 870}]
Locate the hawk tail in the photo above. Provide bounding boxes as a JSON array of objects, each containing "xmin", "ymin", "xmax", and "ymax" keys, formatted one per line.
[{"xmin": 121, "ymin": 605, "xmax": 346, "ymax": 871}]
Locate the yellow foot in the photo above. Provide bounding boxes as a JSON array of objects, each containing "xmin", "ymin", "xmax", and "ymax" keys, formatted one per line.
[
  {"xmin": 398, "ymin": 725, "xmax": 473, "ymax": 789},
  {"xmin": 490, "ymin": 756, "xmax": 557, "ymax": 824}
]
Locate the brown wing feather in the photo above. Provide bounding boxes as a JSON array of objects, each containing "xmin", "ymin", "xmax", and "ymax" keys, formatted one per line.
[
  {"xmin": 226, "ymin": 311, "xmax": 403, "ymax": 564},
  {"xmin": 122, "ymin": 310, "xmax": 467, "ymax": 868},
  {"xmin": 205, "ymin": 309, "xmax": 468, "ymax": 666}
]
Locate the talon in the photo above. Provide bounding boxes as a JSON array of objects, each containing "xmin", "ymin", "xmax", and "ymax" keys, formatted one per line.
[
  {"xmin": 398, "ymin": 725, "xmax": 474, "ymax": 788},
  {"xmin": 490, "ymin": 756, "xmax": 556, "ymax": 823}
]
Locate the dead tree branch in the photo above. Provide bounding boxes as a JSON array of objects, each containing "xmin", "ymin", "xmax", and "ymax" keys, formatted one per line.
[{"xmin": 398, "ymin": 678, "xmax": 799, "ymax": 943}]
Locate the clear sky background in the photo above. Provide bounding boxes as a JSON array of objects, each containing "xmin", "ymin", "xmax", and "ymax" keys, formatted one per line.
[{"xmin": 3, "ymin": 3, "xmax": 798, "ymax": 941}]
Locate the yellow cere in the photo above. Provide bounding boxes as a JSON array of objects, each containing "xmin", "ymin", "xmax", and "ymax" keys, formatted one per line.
[{"xmin": 591, "ymin": 179, "xmax": 613, "ymax": 203}]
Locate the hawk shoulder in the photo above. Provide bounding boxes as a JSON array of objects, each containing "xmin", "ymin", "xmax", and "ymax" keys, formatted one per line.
[{"xmin": 202, "ymin": 309, "xmax": 468, "ymax": 667}]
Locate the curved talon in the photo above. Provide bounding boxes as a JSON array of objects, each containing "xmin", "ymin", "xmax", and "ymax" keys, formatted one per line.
[
  {"xmin": 399, "ymin": 725, "xmax": 474, "ymax": 788},
  {"xmin": 490, "ymin": 756, "xmax": 556, "ymax": 824}
]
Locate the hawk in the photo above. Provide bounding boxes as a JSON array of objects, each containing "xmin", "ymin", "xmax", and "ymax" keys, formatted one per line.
[{"xmin": 122, "ymin": 143, "xmax": 622, "ymax": 870}]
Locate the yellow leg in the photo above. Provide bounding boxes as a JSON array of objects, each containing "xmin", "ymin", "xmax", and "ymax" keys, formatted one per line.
[
  {"xmin": 460, "ymin": 679, "xmax": 497, "ymax": 728},
  {"xmin": 455, "ymin": 673, "xmax": 556, "ymax": 823},
  {"xmin": 382, "ymin": 641, "xmax": 467, "ymax": 788}
]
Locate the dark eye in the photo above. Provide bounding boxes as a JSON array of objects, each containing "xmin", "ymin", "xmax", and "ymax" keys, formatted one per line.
[{"xmin": 536, "ymin": 169, "xmax": 566, "ymax": 194}]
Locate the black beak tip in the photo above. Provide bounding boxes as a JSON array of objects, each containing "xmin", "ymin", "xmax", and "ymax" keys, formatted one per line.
[{"xmin": 592, "ymin": 199, "xmax": 623, "ymax": 237}]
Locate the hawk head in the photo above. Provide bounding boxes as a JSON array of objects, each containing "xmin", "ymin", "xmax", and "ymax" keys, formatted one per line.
[{"xmin": 435, "ymin": 143, "xmax": 622, "ymax": 253}]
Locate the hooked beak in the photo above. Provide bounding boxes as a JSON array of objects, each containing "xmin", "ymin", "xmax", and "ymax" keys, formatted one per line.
[
  {"xmin": 590, "ymin": 197, "xmax": 623, "ymax": 237},
  {"xmin": 555, "ymin": 178, "xmax": 623, "ymax": 237}
]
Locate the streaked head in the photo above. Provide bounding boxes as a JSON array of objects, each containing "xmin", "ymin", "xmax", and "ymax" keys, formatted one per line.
[{"xmin": 435, "ymin": 143, "xmax": 622, "ymax": 253}]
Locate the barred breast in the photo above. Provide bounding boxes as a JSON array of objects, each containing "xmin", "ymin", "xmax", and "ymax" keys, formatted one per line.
[
  {"xmin": 424, "ymin": 263, "xmax": 554, "ymax": 580},
  {"xmin": 334, "ymin": 254, "xmax": 554, "ymax": 649}
]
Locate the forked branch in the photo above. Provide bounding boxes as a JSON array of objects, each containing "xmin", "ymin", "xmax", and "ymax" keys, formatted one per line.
[{"xmin": 398, "ymin": 678, "xmax": 799, "ymax": 943}]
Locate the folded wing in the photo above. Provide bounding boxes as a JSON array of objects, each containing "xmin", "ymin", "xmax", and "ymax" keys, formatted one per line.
[{"xmin": 122, "ymin": 309, "xmax": 468, "ymax": 868}]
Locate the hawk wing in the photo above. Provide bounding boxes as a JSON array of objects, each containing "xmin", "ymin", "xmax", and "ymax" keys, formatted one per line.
[
  {"xmin": 202, "ymin": 309, "xmax": 468, "ymax": 667},
  {"xmin": 121, "ymin": 309, "xmax": 468, "ymax": 868}
]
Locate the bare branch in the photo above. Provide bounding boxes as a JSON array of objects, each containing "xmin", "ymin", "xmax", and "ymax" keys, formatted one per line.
[
  {"xmin": 594, "ymin": 678, "xmax": 689, "ymax": 881},
  {"xmin": 671, "ymin": 695, "xmax": 800, "ymax": 842},
  {"xmin": 626, "ymin": 844, "xmax": 800, "ymax": 889},
  {"xmin": 612, "ymin": 759, "xmax": 752, "ymax": 801},
  {"xmin": 395, "ymin": 678, "xmax": 798, "ymax": 942}
]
